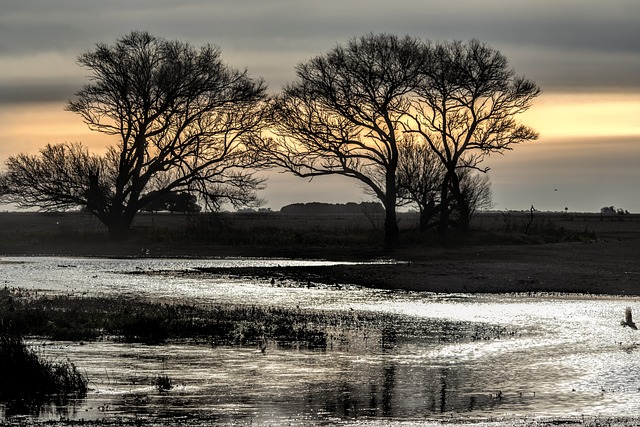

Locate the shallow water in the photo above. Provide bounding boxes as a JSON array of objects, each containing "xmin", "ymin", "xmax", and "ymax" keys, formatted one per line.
[{"xmin": 2, "ymin": 256, "xmax": 640, "ymax": 424}]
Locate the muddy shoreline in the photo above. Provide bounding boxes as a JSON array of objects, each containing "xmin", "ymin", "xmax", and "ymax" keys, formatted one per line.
[
  {"xmin": 4, "ymin": 237, "xmax": 640, "ymax": 296},
  {"xmin": 130, "ymin": 235, "xmax": 640, "ymax": 296},
  {"xmin": 3, "ymin": 211, "xmax": 640, "ymax": 296}
]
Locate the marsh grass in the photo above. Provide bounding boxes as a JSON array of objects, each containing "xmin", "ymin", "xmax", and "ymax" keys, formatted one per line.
[
  {"xmin": 0, "ymin": 334, "xmax": 88, "ymax": 401},
  {"xmin": 0, "ymin": 288, "xmax": 512, "ymax": 350},
  {"xmin": 0, "ymin": 287, "xmax": 369, "ymax": 347}
]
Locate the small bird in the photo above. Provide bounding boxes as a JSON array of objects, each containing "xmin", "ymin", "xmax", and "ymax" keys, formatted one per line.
[{"xmin": 621, "ymin": 307, "xmax": 637, "ymax": 329}]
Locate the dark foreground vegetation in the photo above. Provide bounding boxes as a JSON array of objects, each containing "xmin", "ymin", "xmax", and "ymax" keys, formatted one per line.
[
  {"xmin": 0, "ymin": 334, "xmax": 87, "ymax": 404},
  {"xmin": 0, "ymin": 287, "xmax": 338, "ymax": 347}
]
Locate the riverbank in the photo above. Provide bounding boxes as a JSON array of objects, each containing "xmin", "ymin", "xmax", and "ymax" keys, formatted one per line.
[{"xmin": 2, "ymin": 211, "xmax": 640, "ymax": 295}]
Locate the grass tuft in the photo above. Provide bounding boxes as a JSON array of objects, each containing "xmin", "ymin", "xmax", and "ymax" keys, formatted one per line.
[
  {"xmin": 154, "ymin": 374, "xmax": 173, "ymax": 392},
  {"xmin": 0, "ymin": 334, "xmax": 88, "ymax": 401}
]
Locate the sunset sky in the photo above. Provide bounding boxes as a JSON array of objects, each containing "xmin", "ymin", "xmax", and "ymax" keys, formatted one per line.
[{"xmin": 1, "ymin": 0, "xmax": 639, "ymax": 212}]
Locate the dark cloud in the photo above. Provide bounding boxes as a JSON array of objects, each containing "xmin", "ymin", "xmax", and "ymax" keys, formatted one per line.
[
  {"xmin": 1, "ymin": 0, "xmax": 639, "ymax": 104},
  {"xmin": 0, "ymin": 81, "xmax": 77, "ymax": 104}
]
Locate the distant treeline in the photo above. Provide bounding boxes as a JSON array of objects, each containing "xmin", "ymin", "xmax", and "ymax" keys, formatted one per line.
[{"xmin": 280, "ymin": 202, "xmax": 384, "ymax": 215}]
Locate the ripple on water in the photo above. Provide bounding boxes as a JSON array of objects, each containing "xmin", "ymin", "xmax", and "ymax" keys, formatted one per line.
[{"xmin": 3, "ymin": 256, "xmax": 640, "ymax": 423}]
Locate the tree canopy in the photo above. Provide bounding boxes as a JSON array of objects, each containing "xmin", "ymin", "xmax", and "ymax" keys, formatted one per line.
[
  {"xmin": 259, "ymin": 33, "xmax": 426, "ymax": 246},
  {"xmin": 409, "ymin": 39, "xmax": 540, "ymax": 230}
]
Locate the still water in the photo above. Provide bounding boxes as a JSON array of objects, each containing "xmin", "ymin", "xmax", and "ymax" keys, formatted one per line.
[{"xmin": 1, "ymin": 256, "xmax": 640, "ymax": 424}]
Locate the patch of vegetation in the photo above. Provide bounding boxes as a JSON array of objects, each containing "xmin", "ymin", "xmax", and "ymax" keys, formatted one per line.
[
  {"xmin": 0, "ymin": 288, "xmax": 513, "ymax": 349},
  {"xmin": 154, "ymin": 374, "xmax": 173, "ymax": 392},
  {"xmin": 0, "ymin": 287, "xmax": 371, "ymax": 347},
  {"xmin": 0, "ymin": 334, "xmax": 88, "ymax": 401},
  {"xmin": 180, "ymin": 217, "xmax": 383, "ymax": 248},
  {"xmin": 498, "ymin": 210, "xmax": 598, "ymax": 243}
]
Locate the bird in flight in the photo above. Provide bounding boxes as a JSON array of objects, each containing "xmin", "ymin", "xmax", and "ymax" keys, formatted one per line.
[{"xmin": 621, "ymin": 307, "xmax": 637, "ymax": 329}]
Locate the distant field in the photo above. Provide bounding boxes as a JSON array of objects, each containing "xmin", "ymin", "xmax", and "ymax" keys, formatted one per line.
[
  {"xmin": 2, "ymin": 209, "xmax": 640, "ymax": 294},
  {"xmin": 0, "ymin": 210, "xmax": 393, "ymax": 235},
  {"xmin": 1, "ymin": 210, "xmax": 640, "ymax": 237}
]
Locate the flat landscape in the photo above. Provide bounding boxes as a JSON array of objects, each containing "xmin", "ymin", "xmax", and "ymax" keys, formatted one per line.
[{"xmin": 2, "ymin": 210, "xmax": 640, "ymax": 295}]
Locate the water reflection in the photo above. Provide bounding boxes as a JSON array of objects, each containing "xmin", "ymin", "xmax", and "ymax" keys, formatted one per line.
[
  {"xmin": 2, "ymin": 256, "xmax": 640, "ymax": 424},
  {"xmin": 0, "ymin": 396, "xmax": 85, "ymax": 420}
]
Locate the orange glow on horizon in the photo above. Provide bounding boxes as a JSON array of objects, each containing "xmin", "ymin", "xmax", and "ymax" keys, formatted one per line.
[
  {"xmin": 1, "ymin": 92, "xmax": 639, "ymax": 162},
  {"xmin": 522, "ymin": 92, "xmax": 640, "ymax": 139},
  {"xmin": 0, "ymin": 102, "xmax": 112, "ymax": 161}
]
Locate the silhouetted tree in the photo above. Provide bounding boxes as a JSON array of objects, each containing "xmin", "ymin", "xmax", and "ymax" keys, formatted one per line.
[
  {"xmin": 257, "ymin": 34, "xmax": 426, "ymax": 247},
  {"xmin": 451, "ymin": 169, "xmax": 493, "ymax": 224},
  {"xmin": 396, "ymin": 138, "xmax": 493, "ymax": 230},
  {"xmin": 395, "ymin": 137, "xmax": 445, "ymax": 230},
  {"xmin": 2, "ymin": 143, "xmax": 105, "ymax": 212},
  {"xmin": 408, "ymin": 39, "xmax": 540, "ymax": 231},
  {"xmin": 601, "ymin": 206, "xmax": 629, "ymax": 215},
  {"xmin": 1, "ymin": 31, "xmax": 267, "ymax": 239}
]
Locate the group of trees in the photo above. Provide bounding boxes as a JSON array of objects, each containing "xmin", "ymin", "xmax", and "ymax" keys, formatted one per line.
[
  {"xmin": 601, "ymin": 206, "xmax": 630, "ymax": 215},
  {"xmin": 0, "ymin": 31, "xmax": 540, "ymax": 245}
]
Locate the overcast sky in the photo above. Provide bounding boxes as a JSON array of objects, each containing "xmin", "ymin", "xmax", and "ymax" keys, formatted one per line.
[{"xmin": 1, "ymin": 0, "xmax": 639, "ymax": 212}]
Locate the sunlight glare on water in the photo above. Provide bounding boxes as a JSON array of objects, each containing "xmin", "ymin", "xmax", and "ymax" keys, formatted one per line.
[{"xmin": 2, "ymin": 256, "xmax": 640, "ymax": 423}]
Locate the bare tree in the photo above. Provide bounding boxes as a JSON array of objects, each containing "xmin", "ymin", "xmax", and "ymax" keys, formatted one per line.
[
  {"xmin": 258, "ymin": 33, "xmax": 425, "ymax": 246},
  {"xmin": 395, "ymin": 137, "xmax": 444, "ymax": 230},
  {"xmin": 1, "ymin": 31, "xmax": 267, "ymax": 239},
  {"xmin": 409, "ymin": 39, "xmax": 540, "ymax": 231},
  {"xmin": 1, "ymin": 143, "xmax": 104, "ymax": 210},
  {"xmin": 452, "ymin": 168, "xmax": 493, "ymax": 224},
  {"xmin": 396, "ymin": 137, "xmax": 493, "ymax": 230}
]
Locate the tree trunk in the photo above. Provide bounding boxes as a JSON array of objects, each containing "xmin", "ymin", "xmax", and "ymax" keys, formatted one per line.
[
  {"xmin": 419, "ymin": 208, "xmax": 428, "ymax": 232},
  {"xmin": 438, "ymin": 174, "xmax": 451, "ymax": 233},
  {"xmin": 449, "ymin": 172, "xmax": 470, "ymax": 231},
  {"xmin": 456, "ymin": 197, "xmax": 471, "ymax": 231},
  {"xmin": 383, "ymin": 166, "xmax": 399, "ymax": 249},
  {"xmin": 419, "ymin": 200, "xmax": 436, "ymax": 231},
  {"xmin": 106, "ymin": 218, "xmax": 133, "ymax": 241},
  {"xmin": 383, "ymin": 201, "xmax": 399, "ymax": 249},
  {"xmin": 105, "ymin": 206, "xmax": 135, "ymax": 241}
]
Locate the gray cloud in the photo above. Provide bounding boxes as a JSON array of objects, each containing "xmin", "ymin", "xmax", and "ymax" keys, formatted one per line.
[
  {"xmin": 0, "ymin": 80, "xmax": 77, "ymax": 104},
  {"xmin": 1, "ymin": 0, "xmax": 639, "ymax": 105},
  {"xmin": 488, "ymin": 135, "xmax": 640, "ymax": 212},
  {"xmin": 3, "ymin": 0, "xmax": 638, "ymax": 53}
]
